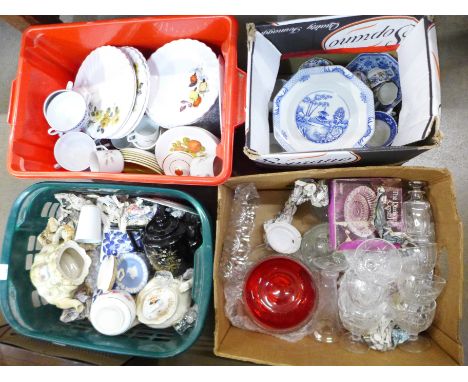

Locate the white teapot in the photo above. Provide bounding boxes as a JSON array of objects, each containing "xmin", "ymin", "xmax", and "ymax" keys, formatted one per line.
[
  {"xmin": 30, "ymin": 240, "xmax": 91, "ymax": 312},
  {"xmin": 136, "ymin": 270, "xmax": 193, "ymax": 329}
]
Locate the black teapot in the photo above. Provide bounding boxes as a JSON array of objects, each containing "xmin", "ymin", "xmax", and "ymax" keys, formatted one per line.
[{"xmin": 141, "ymin": 207, "xmax": 202, "ymax": 276}]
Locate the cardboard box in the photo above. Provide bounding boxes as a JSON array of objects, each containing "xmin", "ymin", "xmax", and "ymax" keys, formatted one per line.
[
  {"xmin": 244, "ymin": 16, "xmax": 441, "ymax": 168},
  {"xmin": 214, "ymin": 167, "xmax": 463, "ymax": 365}
]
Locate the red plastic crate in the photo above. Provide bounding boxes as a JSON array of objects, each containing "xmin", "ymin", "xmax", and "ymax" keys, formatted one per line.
[{"xmin": 7, "ymin": 16, "xmax": 246, "ymax": 186}]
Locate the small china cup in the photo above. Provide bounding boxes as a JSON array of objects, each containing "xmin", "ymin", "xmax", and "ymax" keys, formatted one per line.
[
  {"xmin": 43, "ymin": 81, "xmax": 88, "ymax": 135},
  {"xmin": 75, "ymin": 204, "xmax": 102, "ymax": 244},
  {"xmin": 90, "ymin": 290, "xmax": 137, "ymax": 336},
  {"xmin": 189, "ymin": 155, "xmax": 217, "ymax": 177},
  {"xmin": 89, "ymin": 149, "xmax": 124, "ymax": 173},
  {"xmin": 54, "ymin": 132, "xmax": 102, "ymax": 171},
  {"xmin": 127, "ymin": 115, "xmax": 160, "ymax": 149}
]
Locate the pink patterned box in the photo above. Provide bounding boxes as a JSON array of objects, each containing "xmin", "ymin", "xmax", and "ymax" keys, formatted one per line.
[{"xmin": 329, "ymin": 178, "xmax": 403, "ymax": 250}]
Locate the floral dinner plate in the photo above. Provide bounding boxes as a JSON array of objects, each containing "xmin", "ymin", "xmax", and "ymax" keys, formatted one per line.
[
  {"xmin": 74, "ymin": 46, "xmax": 136, "ymax": 139},
  {"xmin": 155, "ymin": 125, "xmax": 219, "ymax": 169},
  {"xmin": 111, "ymin": 47, "xmax": 150, "ymax": 139},
  {"xmin": 273, "ymin": 66, "xmax": 375, "ymax": 152},
  {"xmin": 146, "ymin": 39, "xmax": 220, "ymax": 128}
]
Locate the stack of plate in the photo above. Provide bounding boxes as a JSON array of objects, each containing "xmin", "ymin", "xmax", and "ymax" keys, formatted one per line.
[
  {"xmin": 120, "ymin": 148, "xmax": 163, "ymax": 174},
  {"xmin": 74, "ymin": 46, "xmax": 150, "ymax": 140}
]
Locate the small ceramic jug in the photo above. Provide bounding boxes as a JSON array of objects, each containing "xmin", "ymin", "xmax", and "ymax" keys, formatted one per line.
[
  {"xmin": 30, "ymin": 240, "xmax": 91, "ymax": 312},
  {"xmin": 136, "ymin": 271, "xmax": 193, "ymax": 329}
]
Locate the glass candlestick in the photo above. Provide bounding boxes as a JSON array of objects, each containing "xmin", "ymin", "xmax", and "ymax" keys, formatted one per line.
[{"xmin": 311, "ymin": 252, "xmax": 348, "ymax": 343}]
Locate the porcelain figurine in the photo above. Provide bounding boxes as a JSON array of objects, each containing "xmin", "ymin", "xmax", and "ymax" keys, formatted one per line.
[
  {"xmin": 38, "ymin": 217, "xmax": 75, "ymax": 247},
  {"xmin": 30, "ymin": 240, "xmax": 91, "ymax": 312},
  {"xmin": 136, "ymin": 270, "xmax": 193, "ymax": 329}
]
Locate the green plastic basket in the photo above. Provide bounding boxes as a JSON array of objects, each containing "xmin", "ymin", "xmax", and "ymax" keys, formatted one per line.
[{"xmin": 0, "ymin": 181, "xmax": 213, "ymax": 358}]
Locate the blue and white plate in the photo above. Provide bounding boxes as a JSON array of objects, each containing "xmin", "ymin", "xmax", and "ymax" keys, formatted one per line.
[
  {"xmin": 299, "ymin": 57, "xmax": 333, "ymax": 70},
  {"xmin": 273, "ymin": 65, "xmax": 375, "ymax": 152},
  {"xmin": 115, "ymin": 252, "xmax": 149, "ymax": 294},
  {"xmin": 100, "ymin": 229, "xmax": 143, "ymax": 261},
  {"xmin": 346, "ymin": 53, "xmax": 401, "ymax": 112},
  {"xmin": 365, "ymin": 111, "xmax": 398, "ymax": 147}
]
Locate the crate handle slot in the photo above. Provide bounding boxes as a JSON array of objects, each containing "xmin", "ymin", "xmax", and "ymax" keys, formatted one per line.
[
  {"xmin": 0, "ymin": 264, "xmax": 8, "ymax": 280},
  {"xmin": 233, "ymin": 68, "xmax": 247, "ymax": 128},
  {"xmin": 7, "ymin": 78, "xmax": 18, "ymax": 127}
]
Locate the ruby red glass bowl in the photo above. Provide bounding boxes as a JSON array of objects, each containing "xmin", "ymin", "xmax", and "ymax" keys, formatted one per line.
[{"xmin": 243, "ymin": 256, "xmax": 317, "ymax": 333}]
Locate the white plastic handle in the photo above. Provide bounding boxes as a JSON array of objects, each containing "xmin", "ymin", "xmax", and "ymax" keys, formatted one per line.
[{"xmin": 0, "ymin": 264, "xmax": 8, "ymax": 280}]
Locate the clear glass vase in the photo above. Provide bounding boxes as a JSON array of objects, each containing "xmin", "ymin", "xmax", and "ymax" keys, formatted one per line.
[{"xmin": 311, "ymin": 252, "xmax": 348, "ymax": 343}]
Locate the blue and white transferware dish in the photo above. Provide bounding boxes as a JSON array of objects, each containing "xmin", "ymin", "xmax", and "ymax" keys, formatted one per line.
[
  {"xmin": 273, "ymin": 65, "xmax": 375, "ymax": 152},
  {"xmin": 115, "ymin": 252, "xmax": 149, "ymax": 294},
  {"xmin": 365, "ymin": 111, "xmax": 398, "ymax": 147},
  {"xmin": 346, "ymin": 53, "xmax": 401, "ymax": 112},
  {"xmin": 299, "ymin": 57, "xmax": 333, "ymax": 70},
  {"xmin": 101, "ymin": 229, "xmax": 143, "ymax": 261}
]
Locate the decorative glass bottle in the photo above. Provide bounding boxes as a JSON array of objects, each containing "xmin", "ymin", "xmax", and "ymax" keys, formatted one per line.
[{"xmin": 402, "ymin": 181, "xmax": 435, "ymax": 243}]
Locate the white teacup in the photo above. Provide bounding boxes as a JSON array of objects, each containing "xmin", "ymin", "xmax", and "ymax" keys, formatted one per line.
[
  {"xmin": 89, "ymin": 149, "xmax": 124, "ymax": 173},
  {"xmin": 43, "ymin": 81, "xmax": 88, "ymax": 136},
  {"xmin": 75, "ymin": 204, "xmax": 102, "ymax": 244},
  {"xmin": 127, "ymin": 115, "xmax": 160, "ymax": 149},
  {"xmin": 54, "ymin": 132, "xmax": 104, "ymax": 171},
  {"xmin": 190, "ymin": 155, "xmax": 217, "ymax": 177},
  {"xmin": 376, "ymin": 81, "xmax": 398, "ymax": 106},
  {"xmin": 90, "ymin": 290, "xmax": 137, "ymax": 336}
]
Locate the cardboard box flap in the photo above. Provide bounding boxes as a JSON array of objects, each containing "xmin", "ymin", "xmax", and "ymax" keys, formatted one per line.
[
  {"xmin": 395, "ymin": 18, "xmax": 438, "ymax": 145},
  {"xmin": 428, "ymin": 22, "xmax": 442, "ymax": 116},
  {"xmin": 246, "ymin": 31, "xmax": 281, "ymax": 153},
  {"xmin": 217, "ymin": 326, "xmax": 458, "ymax": 366},
  {"xmin": 255, "ymin": 16, "xmax": 423, "ymax": 54}
]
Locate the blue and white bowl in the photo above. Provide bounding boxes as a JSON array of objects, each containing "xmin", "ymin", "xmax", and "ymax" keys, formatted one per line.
[
  {"xmin": 365, "ymin": 111, "xmax": 398, "ymax": 147},
  {"xmin": 299, "ymin": 57, "xmax": 333, "ymax": 70},
  {"xmin": 273, "ymin": 65, "xmax": 375, "ymax": 152},
  {"xmin": 346, "ymin": 53, "xmax": 401, "ymax": 112}
]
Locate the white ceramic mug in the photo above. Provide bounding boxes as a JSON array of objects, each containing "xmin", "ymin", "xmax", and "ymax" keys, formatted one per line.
[
  {"xmin": 43, "ymin": 81, "xmax": 88, "ymax": 136},
  {"xmin": 89, "ymin": 149, "xmax": 125, "ymax": 173},
  {"xmin": 90, "ymin": 290, "xmax": 137, "ymax": 336},
  {"xmin": 54, "ymin": 132, "xmax": 105, "ymax": 171},
  {"xmin": 127, "ymin": 115, "xmax": 160, "ymax": 149},
  {"xmin": 75, "ymin": 204, "xmax": 102, "ymax": 244}
]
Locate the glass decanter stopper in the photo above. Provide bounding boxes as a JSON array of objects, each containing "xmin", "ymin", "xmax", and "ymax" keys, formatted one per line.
[{"xmin": 402, "ymin": 181, "xmax": 435, "ymax": 243}]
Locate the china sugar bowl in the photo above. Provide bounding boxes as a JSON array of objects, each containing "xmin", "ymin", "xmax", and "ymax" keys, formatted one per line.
[{"xmin": 136, "ymin": 271, "xmax": 192, "ymax": 329}]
